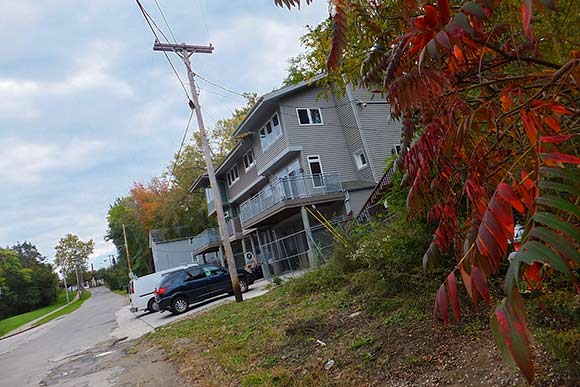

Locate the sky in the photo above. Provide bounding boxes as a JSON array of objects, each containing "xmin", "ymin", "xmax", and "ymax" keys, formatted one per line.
[{"xmin": 0, "ymin": 0, "xmax": 328, "ymax": 270}]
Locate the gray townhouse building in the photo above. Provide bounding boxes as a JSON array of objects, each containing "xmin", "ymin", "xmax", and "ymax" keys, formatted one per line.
[{"xmin": 154, "ymin": 76, "xmax": 402, "ymax": 276}]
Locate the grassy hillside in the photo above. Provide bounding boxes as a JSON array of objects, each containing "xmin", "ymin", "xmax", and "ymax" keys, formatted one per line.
[{"xmin": 143, "ymin": 218, "xmax": 578, "ymax": 386}]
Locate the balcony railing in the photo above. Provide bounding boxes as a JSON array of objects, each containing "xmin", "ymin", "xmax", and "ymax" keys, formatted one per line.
[
  {"xmin": 240, "ymin": 172, "xmax": 343, "ymax": 224},
  {"xmin": 190, "ymin": 228, "xmax": 221, "ymax": 252},
  {"xmin": 207, "ymin": 199, "xmax": 216, "ymax": 214},
  {"xmin": 225, "ymin": 217, "xmax": 243, "ymax": 238}
]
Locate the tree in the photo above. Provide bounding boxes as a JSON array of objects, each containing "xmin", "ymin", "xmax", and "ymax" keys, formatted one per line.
[
  {"xmin": 12, "ymin": 241, "xmax": 58, "ymax": 306},
  {"xmin": 54, "ymin": 234, "xmax": 94, "ymax": 290},
  {"xmin": 277, "ymin": 0, "xmax": 579, "ymax": 383}
]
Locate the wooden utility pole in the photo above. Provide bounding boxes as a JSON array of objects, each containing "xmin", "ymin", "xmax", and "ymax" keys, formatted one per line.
[
  {"xmin": 153, "ymin": 41, "xmax": 243, "ymax": 302},
  {"xmin": 122, "ymin": 224, "xmax": 133, "ymax": 274}
]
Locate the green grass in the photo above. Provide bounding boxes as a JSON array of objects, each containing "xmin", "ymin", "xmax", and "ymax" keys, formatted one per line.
[
  {"xmin": 34, "ymin": 291, "xmax": 92, "ymax": 327},
  {"xmin": 0, "ymin": 290, "xmax": 74, "ymax": 336}
]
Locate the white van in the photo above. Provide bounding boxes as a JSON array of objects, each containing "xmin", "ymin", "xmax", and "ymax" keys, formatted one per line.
[{"xmin": 129, "ymin": 264, "xmax": 198, "ymax": 313}]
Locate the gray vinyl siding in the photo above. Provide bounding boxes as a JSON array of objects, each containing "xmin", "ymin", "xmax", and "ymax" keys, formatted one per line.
[
  {"xmin": 280, "ymin": 87, "xmax": 357, "ymax": 181},
  {"xmin": 253, "ymin": 110, "xmax": 288, "ymax": 172},
  {"xmin": 333, "ymin": 89, "xmax": 375, "ymax": 183},
  {"xmin": 225, "ymin": 153, "xmax": 259, "ymax": 203},
  {"xmin": 359, "ymin": 103, "xmax": 401, "ymax": 177}
]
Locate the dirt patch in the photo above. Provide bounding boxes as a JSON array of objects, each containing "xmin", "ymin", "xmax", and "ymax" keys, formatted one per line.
[{"xmin": 41, "ymin": 338, "xmax": 188, "ymax": 387}]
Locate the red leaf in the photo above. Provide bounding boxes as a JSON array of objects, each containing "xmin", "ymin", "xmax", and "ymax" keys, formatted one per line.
[
  {"xmin": 435, "ymin": 283, "xmax": 449, "ymax": 326},
  {"xmin": 543, "ymin": 115, "xmax": 561, "ymax": 132},
  {"xmin": 425, "ymin": 5, "xmax": 438, "ymax": 29},
  {"xmin": 491, "ymin": 294, "xmax": 535, "ymax": 384},
  {"xmin": 326, "ymin": 0, "xmax": 348, "ymax": 72},
  {"xmin": 460, "ymin": 265, "xmax": 473, "ymax": 299},
  {"xmin": 447, "ymin": 272, "xmax": 461, "ymax": 321},
  {"xmin": 549, "ymin": 103, "xmax": 573, "ymax": 115},
  {"xmin": 521, "ymin": 0, "xmax": 533, "ymax": 39},
  {"xmin": 520, "ymin": 109, "xmax": 538, "ymax": 145},
  {"xmin": 471, "ymin": 266, "xmax": 490, "ymax": 305},
  {"xmin": 541, "ymin": 152, "xmax": 580, "ymax": 165},
  {"xmin": 540, "ymin": 134, "xmax": 574, "ymax": 144},
  {"xmin": 497, "ymin": 183, "xmax": 525, "ymax": 214},
  {"xmin": 437, "ymin": 0, "xmax": 451, "ymax": 25}
]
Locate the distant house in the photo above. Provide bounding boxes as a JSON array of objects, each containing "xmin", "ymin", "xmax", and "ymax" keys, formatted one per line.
[{"xmin": 186, "ymin": 77, "xmax": 402, "ymax": 277}]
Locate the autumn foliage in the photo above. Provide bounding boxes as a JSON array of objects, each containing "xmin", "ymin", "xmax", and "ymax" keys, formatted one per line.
[{"xmin": 278, "ymin": 0, "xmax": 579, "ymax": 383}]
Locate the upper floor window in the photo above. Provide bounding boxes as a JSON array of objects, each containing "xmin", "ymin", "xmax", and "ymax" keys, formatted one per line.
[
  {"xmin": 243, "ymin": 149, "xmax": 255, "ymax": 171},
  {"xmin": 227, "ymin": 165, "xmax": 239, "ymax": 186},
  {"xmin": 205, "ymin": 187, "xmax": 213, "ymax": 203},
  {"xmin": 354, "ymin": 149, "xmax": 368, "ymax": 169},
  {"xmin": 296, "ymin": 108, "xmax": 323, "ymax": 125},
  {"xmin": 259, "ymin": 113, "xmax": 282, "ymax": 151}
]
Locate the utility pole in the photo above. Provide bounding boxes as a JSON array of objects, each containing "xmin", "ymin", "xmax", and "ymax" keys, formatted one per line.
[
  {"xmin": 122, "ymin": 224, "xmax": 133, "ymax": 274},
  {"xmin": 153, "ymin": 41, "xmax": 243, "ymax": 302},
  {"xmin": 62, "ymin": 268, "xmax": 70, "ymax": 303}
]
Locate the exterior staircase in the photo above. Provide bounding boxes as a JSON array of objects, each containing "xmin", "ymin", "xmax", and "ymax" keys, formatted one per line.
[{"xmin": 357, "ymin": 166, "xmax": 396, "ymax": 222}]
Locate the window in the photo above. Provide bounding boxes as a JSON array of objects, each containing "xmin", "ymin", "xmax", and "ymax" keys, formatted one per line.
[
  {"xmin": 202, "ymin": 265, "xmax": 227, "ymax": 277},
  {"xmin": 354, "ymin": 149, "xmax": 368, "ymax": 169},
  {"xmin": 243, "ymin": 149, "xmax": 255, "ymax": 171},
  {"xmin": 205, "ymin": 187, "xmax": 213, "ymax": 203},
  {"xmin": 307, "ymin": 155, "xmax": 325, "ymax": 187},
  {"xmin": 296, "ymin": 108, "xmax": 323, "ymax": 125},
  {"xmin": 185, "ymin": 268, "xmax": 204, "ymax": 281},
  {"xmin": 259, "ymin": 113, "xmax": 282, "ymax": 151},
  {"xmin": 227, "ymin": 165, "xmax": 239, "ymax": 186}
]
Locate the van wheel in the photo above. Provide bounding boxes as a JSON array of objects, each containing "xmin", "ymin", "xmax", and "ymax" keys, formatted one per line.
[
  {"xmin": 147, "ymin": 298, "xmax": 156, "ymax": 313},
  {"xmin": 239, "ymin": 278, "xmax": 249, "ymax": 293},
  {"xmin": 171, "ymin": 296, "xmax": 188, "ymax": 314}
]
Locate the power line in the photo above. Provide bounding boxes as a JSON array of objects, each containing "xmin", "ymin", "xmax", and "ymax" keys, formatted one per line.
[
  {"xmin": 153, "ymin": 0, "xmax": 177, "ymax": 43},
  {"xmin": 195, "ymin": 73, "xmax": 248, "ymax": 99},
  {"xmin": 135, "ymin": 0, "xmax": 190, "ymax": 100}
]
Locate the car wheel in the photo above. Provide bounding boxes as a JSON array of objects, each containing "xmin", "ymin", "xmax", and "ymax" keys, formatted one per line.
[
  {"xmin": 171, "ymin": 296, "xmax": 188, "ymax": 314},
  {"xmin": 147, "ymin": 298, "xmax": 156, "ymax": 313},
  {"xmin": 239, "ymin": 278, "xmax": 249, "ymax": 293}
]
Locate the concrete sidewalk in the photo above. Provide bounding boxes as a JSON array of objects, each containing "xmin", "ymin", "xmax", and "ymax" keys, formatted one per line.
[
  {"xmin": 0, "ymin": 292, "xmax": 80, "ymax": 340},
  {"xmin": 111, "ymin": 279, "xmax": 271, "ymax": 341}
]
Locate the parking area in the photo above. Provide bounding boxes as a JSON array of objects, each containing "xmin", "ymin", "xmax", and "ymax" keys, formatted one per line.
[{"xmin": 112, "ymin": 279, "xmax": 270, "ymax": 340}]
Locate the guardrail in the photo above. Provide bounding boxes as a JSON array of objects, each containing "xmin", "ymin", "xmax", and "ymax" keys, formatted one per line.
[
  {"xmin": 190, "ymin": 228, "xmax": 221, "ymax": 252},
  {"xmin": 240, "ymin": 173, "xmax": 343, "ymax": 224}
]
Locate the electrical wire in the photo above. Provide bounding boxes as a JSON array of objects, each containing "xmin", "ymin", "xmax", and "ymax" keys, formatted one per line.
[
  {"xmin": 153, "ymin": 0, "xmax": 177, "ymax": 43},
  {"xmin": 135, "ymin": 0, "xmax": 190, "ymax": 100}
]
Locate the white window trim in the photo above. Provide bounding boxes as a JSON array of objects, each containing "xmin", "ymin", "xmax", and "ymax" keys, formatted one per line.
[
  {"xmin": 260, "ymin": 113, "xmax": 283, "ymax": 151},
  {"xmin": 353, "ymin": 148, "xmax": 368, "ymax": 170},
  {"xmin": 205, "ymin": 187, "xmax": 213, "ymax": 204},
  {"xmin": 243, "ymin": 149, "xmax": 255, "ymax": 172},
  {"xmin": 307, "ymin": 155, "xmax": 325, "ymax": 188},
  {"xmin": 296, "ymin": 108, "xmax": 324, "ymax": 126},
  {"xmin": 227, "ymin": 165, "xmax": 240, "ymax": 187}
]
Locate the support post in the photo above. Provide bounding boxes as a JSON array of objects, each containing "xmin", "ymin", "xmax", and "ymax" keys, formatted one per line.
[
  {"xmin": 122, "ymin": 224, "xmax": 133, "ymax": 274},
  {"xmin": 154, "ymin": 41, "xmax": 242, "ymax": 302},
  {"xmin": 62, "ymin": 268, "xmax": 70, "ymax": 304},
  {"xmin": 301, "ymin": 206, "xmax": 316, "ymax": 268}
]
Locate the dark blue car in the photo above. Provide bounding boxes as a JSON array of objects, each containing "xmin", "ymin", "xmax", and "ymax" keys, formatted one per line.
[{"xmin": 154, "ymin": 264, "xmax": 254, "ymax": 314}]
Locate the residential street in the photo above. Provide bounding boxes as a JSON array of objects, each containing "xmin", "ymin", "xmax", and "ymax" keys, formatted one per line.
[{"xmin": 0, "ymin": 287, "xmax": 126, "ymax": 387}]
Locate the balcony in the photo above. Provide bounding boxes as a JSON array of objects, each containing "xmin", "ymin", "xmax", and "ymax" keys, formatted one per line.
[
  {"xmin": 225, "ymin": 217, "xmax": 244, "ymax": 240},
  {"xmin": 240, "ymin": 173, "xmax": 343, "ymax": 227},
  {"xmin": 190, "ymin": 228, "xmax": 221, "ymax": 255}
]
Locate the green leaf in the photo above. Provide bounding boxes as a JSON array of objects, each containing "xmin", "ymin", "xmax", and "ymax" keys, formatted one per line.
[
  {"xmin": 538, "ymin": 181, "xmax": 580, "ymax": 196},
  {"xmin": 539, "ymin": 167, "xmax": 580, "ymax": 185},
  {"xmin": 454, "ymin": 13, "xmax": 474, "ymax": 35},
  {"xmin": 533, "ymin": 212, "xmax": 580, "ymax": 242},
  {"xmin": 462, "ymin": 2, "xmax": 487, "ymax": 18},
  {"xmin": 530, "ymin": 227, "xmax": 580, "ymax": 264},
  {"xmin": 515, "ymin": 241, "xmax": 571, "ymax": 277},
  {"xmin": 537, "ymin": 196, "xmax": 580, "ymax": 218}
]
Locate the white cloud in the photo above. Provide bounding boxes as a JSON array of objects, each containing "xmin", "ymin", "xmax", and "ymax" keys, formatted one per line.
[
  {"xmin": 0, "ymin": 39, "xmax": 132, "ymax": 119},
  {"xmin": 0, "ymin": 138, "xmax": 108, "ymax": 184}
]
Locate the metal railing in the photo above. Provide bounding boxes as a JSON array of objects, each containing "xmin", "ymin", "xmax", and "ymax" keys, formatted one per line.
[
  {"xmin": 225, "ymin": 217, "xmax": 243, "ymax": 238},
  {"xmin": 240, "ymin": 172, "xmax": 343, "ymax": 224},
  {"xmin": 190, "ymin": 228, "xmax": 221, "ymax": 252},
  {"xmin": 207, "ymin": 199, "xmax": 215, "ymax": 214}
]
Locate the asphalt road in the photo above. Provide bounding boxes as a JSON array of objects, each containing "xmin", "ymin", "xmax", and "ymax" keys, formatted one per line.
[{"xmin": 0, "ymin": 287, "xmax": 126, "ymax": 387}]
